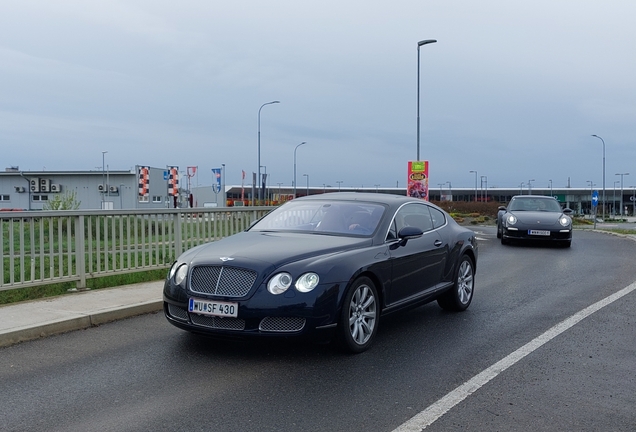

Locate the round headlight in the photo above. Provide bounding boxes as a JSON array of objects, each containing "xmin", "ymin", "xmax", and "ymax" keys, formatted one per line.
[
  {"xmin": 559, "ymin": 216, "xmax": 571, "ymax": 227},
  {"xmin": 267, "ymin": 272, "xmax": 292, "ymax": 295},
  {"xmin": 506, "ymin": 214, "xmax": 517, "ymax": 225},
  {"xmin": 168, "ymin": 262, "xmax": 178, "ymax": 280},
  {"xmin": 174, "ymin": 264, "xmax": 188, "ymax": 287},
  {"xmin": 295, "ymin": 273, "xmax": 319, "ymax": 293}
]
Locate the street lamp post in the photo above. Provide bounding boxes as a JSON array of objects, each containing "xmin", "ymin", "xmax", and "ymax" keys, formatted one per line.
[
  {"xmin": 336, "ymin": 181, "xmax": 343, "ymax": 192},
  {"xmin": 613, "ymin": 180, "xmax": 619, "ymax": 217},
  {"xmin": 221, "ymin": 163, "xmax": 225, "ymax": 207},
  {"xmin": 616, "ymin": 173, "xmax": 629, "ymax": 216},
  {"xmin": 592, "ymin": 135, "xmax": 606, "ymax": 220},
  {"xmin": 447, "ymin": 181, "xmax": 452, "ymax": 202},
  {"xmin": 480, "ymin": 176, "xmax": 488, "ymax": 202},
  {"xmin": 469, "ymin": 170, "xmax": 477, "ymax": 202},
  {"xmin": 260, "ymin": 165, "xmax": 267, "ymax": 204},
  {"xmin": 549, "ymin": 179, "xmax": 553, "ymax": 197},
  {"xmin": 101, "ymin": 151, "xmax": 107, "ymax": 208},
  {"xmin": 416, "ymin": 39, "xmax": 437, "ymax": 161},
  {"xmin": 527, "ymin": 179, "xmax": 535, "ymax": 195},
  {"xmin": 257, "ymin": 100, "xmax": 280, "ymax": 202},
  {"xmin": 293, "ymin": 141, "xmax": 307, "ymax": 199},
  {"xmin": 303, "ymin": 174, "xmax": 309, "ymax": 196},
  {"xmin": 438, "ymin": 183, "xmax": 444, "ymax": 200},
  {"xmin": 519, "ymin": 182, "xmax": 524, "ymax": 195},
  {"xmin": 587, "ymin": 180, "xmax": 595, "ymax": 217}
]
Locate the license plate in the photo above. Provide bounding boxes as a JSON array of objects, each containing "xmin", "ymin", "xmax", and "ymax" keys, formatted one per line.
[
  {"xmin": 188, "ymin": 297, "xmax": 238, "ymax": 318},
  {"xmin": 528, "ymin": 229, "xmax": 550, "ymax": 236}
]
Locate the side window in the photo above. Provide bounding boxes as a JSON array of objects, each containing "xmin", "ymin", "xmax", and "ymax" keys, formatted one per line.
[
  {"xmin": 429, "ymin": 207, "xmax": 446, "ymax": 229},
  {"xmin": 394, "ymin": 204, "xmax": 434, "ymax": 233}
]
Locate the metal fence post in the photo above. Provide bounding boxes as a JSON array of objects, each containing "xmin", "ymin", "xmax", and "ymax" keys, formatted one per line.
[{"xmin": 75, "ymin": 215, "xmax": 87, "ymax": 290}]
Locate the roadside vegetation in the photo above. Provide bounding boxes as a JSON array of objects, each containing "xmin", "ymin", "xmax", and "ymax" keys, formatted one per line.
[{"xmin": 0, "ymin": 269, "xmax": 166, "ymax": 305}]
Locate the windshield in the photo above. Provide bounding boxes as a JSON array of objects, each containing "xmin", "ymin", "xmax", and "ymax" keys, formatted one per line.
[
  {"xmin": 508, "ymin": 198, "xmax": 563, "ymax": 212},
  {"xmin": 250, "ymin": 200, "xmax": 385, "ymax": 236}
]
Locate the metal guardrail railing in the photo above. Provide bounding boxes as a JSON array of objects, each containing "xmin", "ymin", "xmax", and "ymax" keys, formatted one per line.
[{"xmin": 0, "ymin": 207, "xmax": 272, "ymax": 292}]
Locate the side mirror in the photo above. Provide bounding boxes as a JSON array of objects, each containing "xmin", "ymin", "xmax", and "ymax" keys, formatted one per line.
[
  {"xmin": 498, "ymin": 206, "xmax": 506, "ymax": 212},
  {"xmin": 390, "ymin": 226, "xmax": 423, "ymax": 249},
  {"xmin": 563, "ymin": 208, "xmax": 573, "ymax": 215}
]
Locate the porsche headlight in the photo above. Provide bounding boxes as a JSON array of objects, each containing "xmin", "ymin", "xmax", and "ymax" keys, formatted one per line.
[
  {"xmin": 174, "ymin": 263, "xmax": 188, "ymax": 287},
  {"xmin": 506, "ymin": 214, "xmax": 517, "ymax": 225},
  {"xmin": 268, "ymin": 272, "xmax": 293, "ymax": 295},
  {"xmin": 295, "ymin": 273, "xmax": 319, "ymax": 293},
  {"xmin": 559, "ymin": 216, "xmax": 571, "ymax": 227}
]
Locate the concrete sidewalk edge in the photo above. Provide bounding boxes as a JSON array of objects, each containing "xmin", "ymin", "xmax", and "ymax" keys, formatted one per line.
[{"xmin": 0, "ymin": 300, "xmax": 163, "ymax": 348}]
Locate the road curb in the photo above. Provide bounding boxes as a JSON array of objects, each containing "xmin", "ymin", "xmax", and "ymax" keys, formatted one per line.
[{"xmin": 0, "ymin": 300, "xmax": 163, "ymax": 348}]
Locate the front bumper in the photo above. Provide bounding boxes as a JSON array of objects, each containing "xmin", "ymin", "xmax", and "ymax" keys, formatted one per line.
[
  {"xmin": 163, "ymin": 279, "xmax": 344, "ymax": 342},
  {"xmin": 502, "ymin": 226, "xmax": 572, "ymax": 241}
]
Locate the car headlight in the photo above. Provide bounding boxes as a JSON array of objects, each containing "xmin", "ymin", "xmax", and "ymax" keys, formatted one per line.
[
  {"xmin": 295, "ymin": 273, "xmax": 319, "ymax": 292},
  {"xmin": 506, "ymin": 214, "xmax": 517, "ymax": 225},
  {"xmin": 174, "ymin": 263, "xmax": 188, "ymax": 287},
  {"xmin": 559, "ymin": 216, "xmax": 571, "ymax": 227},
  {"xmin": 268, "ymin": 272, "xmax": 292, "ymax": 295},
  {"xmin": 168, "ymin": 262, "xmax": 178, "ymax": 280}
]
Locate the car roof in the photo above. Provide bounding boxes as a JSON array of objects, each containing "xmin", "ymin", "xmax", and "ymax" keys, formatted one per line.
[
  {"xmin": 510, "ymin": 195, "xmax": 556, "ymax": 200},
  {"xmin": 295, "ymin": 192, "xmax": 423, "ymax": 205}
]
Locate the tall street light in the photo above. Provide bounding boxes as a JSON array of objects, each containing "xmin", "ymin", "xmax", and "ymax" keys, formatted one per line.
[
  {"xmin": 447, "ymin": 181, "xmax": 452, "ymax": 202},
  {"xmin": 293, "ymin": 141, "xmax": 307, "ymax": 198},
  {"xmin": 528, "ymin": 179, "xmax": 535, "ymax": 195},
  {"xmin": 101, "ymin": 151, "xmax": 107, "ymax": 208},
  {"xmin": 613, "ymin": 180, "xmax": 619, "ymax": 217},
  {"xmin": 260, "ymin": 165, "xmax": 267, "ymax": 203},
  {"xmin": 258, "ymin": 100, "xmax": 280, "ymax": 201},
  {"xmin": 303, "ymin": 174, "xmax": 309, "ymax": 196},
  {"xmin": 616, "ymin": 173, "xmax": 629, "ymax": 216},
  {"xmin": 469, "ymin": 170, "xmax": 477, "ymax": 202},
  {"xmin": 221, "ymin": 163, "xmax": 226, "ymax": 207},
  {"xmin": 416, "ymin": 39, "xmax": 437, "ymax": 161},
  {"xmin": 587, "ymin": 180, "xmax": 595, "ymax": 216},
  {"xmin": 336, "ymin": 180, "xmax": 343, "ymax": 191},
  {"xmin": 591, "ymin": 135, "xmax": 606, "ymax": 220}
]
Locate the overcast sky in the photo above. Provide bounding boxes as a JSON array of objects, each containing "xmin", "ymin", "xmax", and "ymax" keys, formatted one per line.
[{"xmin": 1, "ymin": 1, "xmax": 635, "ymax": 191}]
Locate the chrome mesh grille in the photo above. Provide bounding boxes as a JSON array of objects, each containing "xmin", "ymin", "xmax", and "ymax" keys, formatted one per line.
[
  {"xmin": 190, "ymin": 266, "xmax": 257, "ymax": 297},
  {"xmin": 259, "ymin": 317, "xmax": 306, "ymax": 333},
  {"xmin": 168, "ymin": 304, "xmax": 188, "ymax": 321},
  {"xmin": 190, "ymin": 313, "xmax": 246, "ymax": 331}
]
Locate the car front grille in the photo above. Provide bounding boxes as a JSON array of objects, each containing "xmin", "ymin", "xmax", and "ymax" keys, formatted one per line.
[
  {"xmin": 190, "ymin": 266, "xmax": 257, "ymax": 298},
  {"xmin": 190, "ymin": 313, "xmax": 246, "ymax": 331},
  {"xmin": 259, "ymin": 317, "xmax": 306, "ymax": 333}
]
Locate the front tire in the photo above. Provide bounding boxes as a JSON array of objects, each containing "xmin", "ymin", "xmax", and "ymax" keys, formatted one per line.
[
  {"xmin": 437, "ymin": 255, "xmax": 475, "ymax": 311},
  {"xmin": 336, "ymin": 276, "xmax": 379, "ymax": 354}
]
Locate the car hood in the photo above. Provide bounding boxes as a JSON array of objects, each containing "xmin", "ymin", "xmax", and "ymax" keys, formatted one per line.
[
  {"xmin": 511, "ymin": 211, "xmax": 565, "ymax": 225},
  {"xmin": 184, "ymin": 231, "xmax": 372, "ymax": 268}
]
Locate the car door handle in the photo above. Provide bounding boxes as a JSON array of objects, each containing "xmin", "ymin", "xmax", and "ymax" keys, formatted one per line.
[{"xmin": 434, "ymin": 240, "xmax": 443, "ymax": 247}]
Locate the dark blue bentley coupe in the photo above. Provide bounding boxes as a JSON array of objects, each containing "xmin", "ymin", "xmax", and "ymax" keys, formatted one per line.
[{"xmin": 164, "ymin": 192, "xmax": 478, "ymax": 353}]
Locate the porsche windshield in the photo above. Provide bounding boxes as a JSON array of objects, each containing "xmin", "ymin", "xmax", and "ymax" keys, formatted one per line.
[{"xmin": 509, "ymin": 198, "xmax": 563, "ymax": 212}]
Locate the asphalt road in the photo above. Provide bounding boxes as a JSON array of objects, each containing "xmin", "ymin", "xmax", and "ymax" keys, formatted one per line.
[{"xmin": 1, "ymin": 227, "xmax": 635, "ymax": 432}]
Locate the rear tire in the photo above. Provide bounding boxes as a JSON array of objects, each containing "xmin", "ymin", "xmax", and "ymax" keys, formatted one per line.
[
  {"xmin": 336, "ymin": 277, "xmax": 379, "ymax": 354},
  {"xmin": 438, "ymin": 255, "xmax": 475, "ymax": 312}
]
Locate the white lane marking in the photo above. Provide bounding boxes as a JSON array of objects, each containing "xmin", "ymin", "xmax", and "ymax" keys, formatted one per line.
[{"xmin": 393, "ymin": 281, "xmax": 636, "ymax": 432}]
